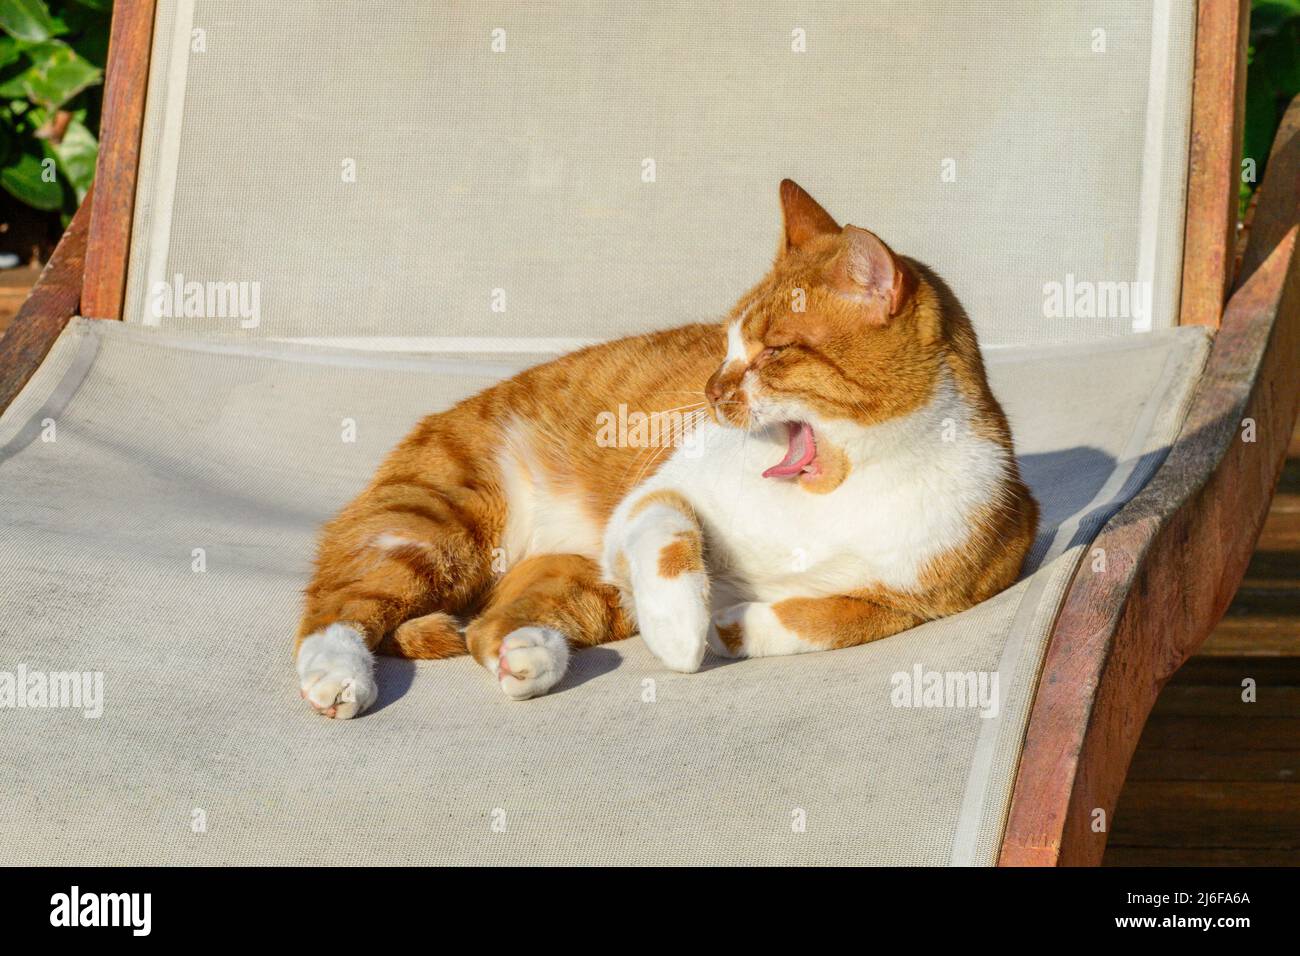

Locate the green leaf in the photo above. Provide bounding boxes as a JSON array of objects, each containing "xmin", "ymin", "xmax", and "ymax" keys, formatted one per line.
[
  {"xmin": 0, "ymin": 0, "xmax": 62, "ymax": 43},
  {"xmin": 70, "ymin": 0, "xmax": 112, "ymax": 11},
  {"xmin": 8, "ymin": 39, "xmax": 101, "ymax": 109},
  {"xmin": 48, "ymin": 114, "xmax": 94, "ymax": 199},
  {"xmin": 0, "ymin": 34, "xmax": 23, "ymax": 69},
  {"xmin": 1, "ymin": 147, "xmax": 62, "ymax": 209}
]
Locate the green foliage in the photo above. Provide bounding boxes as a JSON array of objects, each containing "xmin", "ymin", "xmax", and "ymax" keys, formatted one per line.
[
  {"xmin": 1244, "ymin": 0, "xmax": 1300, "ymax": 213},
  {"xmin": 0, "ymin": 0, "xmax": 110, "ymax": 217}
]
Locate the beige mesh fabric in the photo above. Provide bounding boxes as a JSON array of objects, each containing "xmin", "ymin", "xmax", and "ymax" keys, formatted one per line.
[
  {"xmin": 1, "ymin": 0, "xmax": 1207, "ymax": 865},
  {"xmin": 119, "ymin": 0, "xmax": 1195, "ymax": 347},
  {"xmin": 0, "ymin": 320, "xmax": 1208, "ymax": 865}
]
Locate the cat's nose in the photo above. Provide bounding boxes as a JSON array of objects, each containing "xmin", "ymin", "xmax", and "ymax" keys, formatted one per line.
[{"xmin": 705, "ymin": 370, "xmax": 725, "ymax": 404}]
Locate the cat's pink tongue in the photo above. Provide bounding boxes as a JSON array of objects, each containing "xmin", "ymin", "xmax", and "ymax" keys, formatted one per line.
[{"xmin": 763, "ymin": 421, "xmax": 817, "ymax": 478}]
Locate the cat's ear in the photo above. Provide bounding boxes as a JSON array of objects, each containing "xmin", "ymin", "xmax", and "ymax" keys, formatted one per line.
[
  {"xmin": 779, "ymin": 179, "xmax": 840, "ymax": 254},
  {"xmin": 828, "ymin": 225, "xmax": 915, "ymax": 322}
]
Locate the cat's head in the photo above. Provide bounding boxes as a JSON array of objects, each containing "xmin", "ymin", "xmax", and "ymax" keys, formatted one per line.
[{"xmin": 704, "ymin": 179, "xmax": 946, "ymax": 478}]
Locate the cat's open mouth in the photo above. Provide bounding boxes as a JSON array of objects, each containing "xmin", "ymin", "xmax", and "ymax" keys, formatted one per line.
[{"xmin": 763, "ymin": 421, "xmax": 819, "ymax": 479}]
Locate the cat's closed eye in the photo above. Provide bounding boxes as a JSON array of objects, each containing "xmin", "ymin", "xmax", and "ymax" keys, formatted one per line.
[{"xmin": 754, "ymin": 346, "xmax": 785, "ymax": 367}]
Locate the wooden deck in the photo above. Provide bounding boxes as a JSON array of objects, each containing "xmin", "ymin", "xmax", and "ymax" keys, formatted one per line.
[
  {"xmin": 0, "ymin": 267, "xmax": 41, "ymax": 331},
  {"xmin": 1103, "ymin": 423, "xmax": 1300, "ymax": 866},
  {"xmin": 0, "ymin": 276, "xmax": 1296, "ymax": 865}
]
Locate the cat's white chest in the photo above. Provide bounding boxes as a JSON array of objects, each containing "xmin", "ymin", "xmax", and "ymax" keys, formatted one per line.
[{"xmin": 646, "ymin": 412, "xmax": 1005, "ymax": 605}]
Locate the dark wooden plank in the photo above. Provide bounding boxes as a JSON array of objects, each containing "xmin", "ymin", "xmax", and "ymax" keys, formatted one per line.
[
  {"xmin": 1110, "ymin": 819, "xmax": 1300, "ymax": 850},
  {"xmin": 1179, "ymin": 0, "xmax": 1250, "ymax": 328},
  {"xmin": 1000, "ymin": 94, "xmax": 1300, "ymax": 866},
  {"xmin": 0, "ymin": 194, "xmax": 92, "ymax": 413},
  {"xmin": 1256, "ymin": 497, "xmax": 1300, "ymax": 551},
  {"xmin": 1149, "ymin": 684, "xmax": 1300, "ymax": 717},
  {"xmin": 0, "ymin": 267, "xmax": 41, "ymax": 334},
  {"xmin": 1127, "ymin": 749, "xmax": 1298, "ymax": 782},
  {"xmin": 1218, "ymin": 586, "xmax": 1300, "ymax": 615},
  {"xmin": 1114, "ymin": 780, "xmax": 1300, "ymax": 815},
  {"xmin": 1203, "ymin": 548, "xmax": 1300, "ymax": 654},
  {"xmin": 81, "ymin": 0, "xmax": 156, "ymax": 320},
  {"xmin": 1201, "ymin": 620, "xmax": 1300, "ymax": 656},
  {"xmin": 1172, "ymin": 655, "xmax": 1300, "ymax": 685},
  {"xmin": 1105, "ymin": 846, "xmax": 1300, "ymax": 866},
  {"xmin": 1110, "ymin": 782, "xmax": 1300, "ymax": 849},
  {"xmin": 1234, "ymin": 549, "xmax": 1300, "ymax": 585},
  {"xmin": 1277, "ymin": 457, "xmax": 1300, "ymax": 494},
  {"xmin": 1138, "ymin": 717, "xmax": 1300, "ymax": 750}
]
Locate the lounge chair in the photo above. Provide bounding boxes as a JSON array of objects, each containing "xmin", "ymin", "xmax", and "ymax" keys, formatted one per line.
[{"xmin": 1, "ymin": 0, "xmax": 1294, "ymax": 865}]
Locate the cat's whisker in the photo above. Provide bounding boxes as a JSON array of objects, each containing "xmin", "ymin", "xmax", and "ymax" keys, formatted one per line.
[
  {"xmin": 643, "ymin": 390, "xmax": 710, "ymax": 401},
  {"xmin": 627, "ymin": 441, "xmax": 678, "ymax": 490},
  {"xmin": 627, "ymin": 408, "xmax": 714, "ymax": 485},
  {"xmin": 651, "ymin": 402, "xmax": 710, "ymax": 415},
  {"xmin": 618, "ymin": 419, "xmax": 697, "ymax": 487}
]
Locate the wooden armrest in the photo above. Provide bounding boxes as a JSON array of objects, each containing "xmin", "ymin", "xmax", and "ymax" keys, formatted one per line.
[
  {"xmin": 1000, "ymin": 94, "xmax": 1300, "ymax": 867},
  {"xmin": 0, "ymin": 187, "xmax": 93, "ymax": 414}
]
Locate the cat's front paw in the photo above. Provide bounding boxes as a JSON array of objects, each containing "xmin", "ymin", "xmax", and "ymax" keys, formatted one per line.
[
  {"xmin": 296, "ymin": 623, "xmax": 378, "ymax": 719},
  {"xmin": 495, "ymin": 626, "xmax": 570, "ymax": 700},
  {"xmin": 635, "ymin": 579, "xmax": 710, "ymax": 673}
]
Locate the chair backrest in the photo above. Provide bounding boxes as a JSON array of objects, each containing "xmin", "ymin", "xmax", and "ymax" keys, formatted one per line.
[{"xmin": 115, "ymin": 0, "xmax": 1197, "ymax": 349}]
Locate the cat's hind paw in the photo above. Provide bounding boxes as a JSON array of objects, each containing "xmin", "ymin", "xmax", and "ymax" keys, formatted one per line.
[
  {"xmin": 297, "ymin": 623, "xmax": 378, "ymax": 719},
  {"xmin": 495, "ymin": 626, "xmax": 570, "ymax": 700}
]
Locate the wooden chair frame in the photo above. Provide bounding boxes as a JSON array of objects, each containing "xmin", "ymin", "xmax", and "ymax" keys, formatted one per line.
[{"xmin": 1, "ymin": 0, "xmax": 1295, "ymax": 865}]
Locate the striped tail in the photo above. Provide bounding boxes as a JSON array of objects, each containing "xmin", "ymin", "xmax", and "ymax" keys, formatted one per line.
[{"xmin": 377, "ymin": 612, "xmax": 469, "ymax": 659}]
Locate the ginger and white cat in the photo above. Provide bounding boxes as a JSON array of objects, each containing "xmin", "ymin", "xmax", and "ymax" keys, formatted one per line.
[{"xmin": 294, "ymin": 180, "xmax": 1038, "ymax": 718}]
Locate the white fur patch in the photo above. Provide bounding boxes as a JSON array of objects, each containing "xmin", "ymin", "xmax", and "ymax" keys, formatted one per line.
[
  {"xmin": 371, "ymin": 532, "xmax": 429, "ymax": 552},
  {"xmin": 297, "ymin": 623, "xmax": 378, "ymax": 719},
  {"xmin": 711, "ymin": 602, "xmax": 816, "ymax": 658},
  {"xmin": 724, "ymin": 319, "xmax": 750, "ymax": 364},
  {"xmin": 496, "ymin": 626, "xmax": 570, "ymax": 700},
  {"xmin": 497, "ymin": 419, "xmax": 603, "ymax": 566}
]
